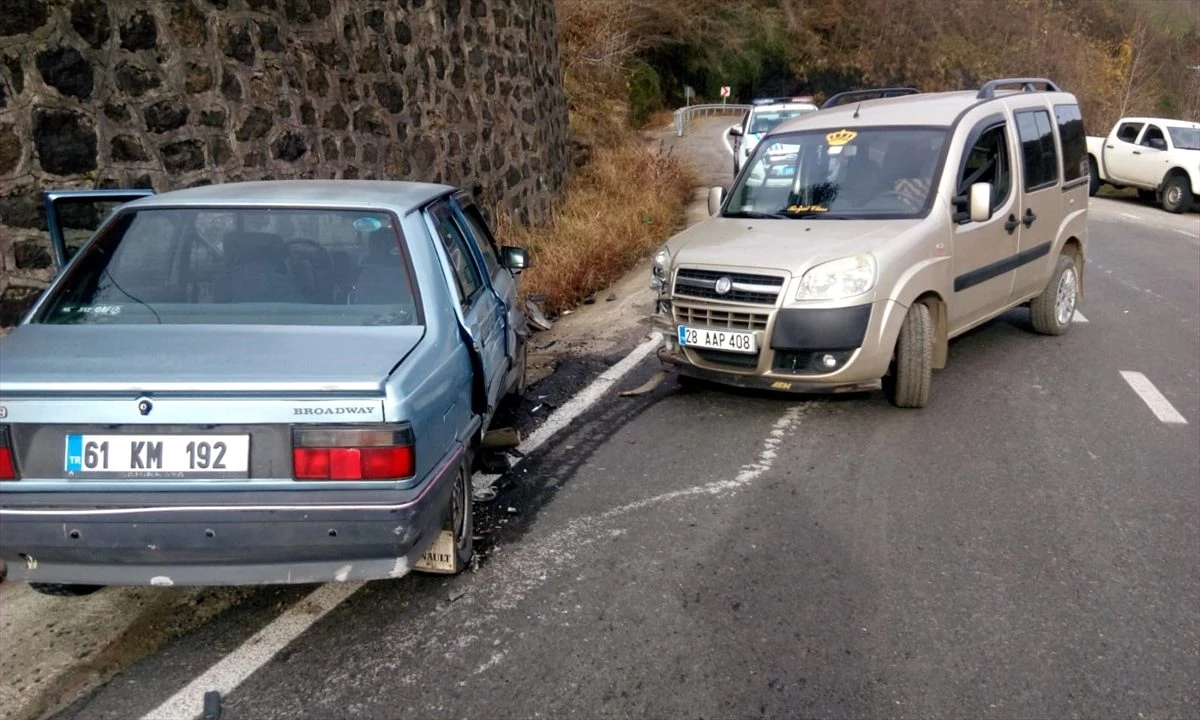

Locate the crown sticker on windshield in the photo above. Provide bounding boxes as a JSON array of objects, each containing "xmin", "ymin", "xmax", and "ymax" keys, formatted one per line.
[
  {"xmin": 826, "ymin": 129, "xmax": 857, "ymax": 146},
  {"xmin": 353, "ymin": 217, "xmax": 384, "ymax": 233}
]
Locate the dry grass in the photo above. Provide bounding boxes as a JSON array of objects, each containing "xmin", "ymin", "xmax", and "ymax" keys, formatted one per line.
[{"xmin": 495, "ymin": 139, "xmax": 697, "ymax": 316}]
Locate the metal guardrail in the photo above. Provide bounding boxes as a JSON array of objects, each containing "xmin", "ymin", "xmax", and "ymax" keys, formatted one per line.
[{"xmin": 674, "ymin": 104, "xmax": 752, "ymax": 136}]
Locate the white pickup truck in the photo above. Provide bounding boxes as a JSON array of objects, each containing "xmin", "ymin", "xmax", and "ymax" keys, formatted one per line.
[{"xmin": 1086, "ymin": 116, "xmax": 1200, "ymax": 213}]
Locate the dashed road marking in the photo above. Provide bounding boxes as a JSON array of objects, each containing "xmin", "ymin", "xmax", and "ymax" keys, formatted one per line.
[
  {"xmin": 1119, "ymin": 371, "xmax": 1188, "ymax": 425},
  {"xmin": 1073, "ymin": 310, "xmax": 1089, "ymax": 323},
  {"xmin": 140, "ymin": 332, "xmax": 666, "ymax": 719}
]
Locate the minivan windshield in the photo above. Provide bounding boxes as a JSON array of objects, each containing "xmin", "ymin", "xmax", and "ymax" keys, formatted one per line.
[
  {"xmin": 34, "ymin": 207, "xmax": 421, "ymax": 327},
  {"xmin": 724, "ymin": 127, "xmax": 948, "ymax": 219}
]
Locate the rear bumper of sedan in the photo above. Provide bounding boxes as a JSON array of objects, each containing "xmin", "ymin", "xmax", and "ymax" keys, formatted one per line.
[{"xmin": 0, "ymin": 447, "xmax": 462, "ymax": 587}]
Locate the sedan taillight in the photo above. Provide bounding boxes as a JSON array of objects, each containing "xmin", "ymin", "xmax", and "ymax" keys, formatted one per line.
[
  {"xmin": 0, "ymin": 426, "xmax": 17, "ymax": 480},
  {"xmin": 291, "ymin": 425, "xmax": 414, "ymax": 481}
]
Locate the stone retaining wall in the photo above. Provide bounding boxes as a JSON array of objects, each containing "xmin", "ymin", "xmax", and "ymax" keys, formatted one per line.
[{"xmin": 0, "ymin": 0, "xmax": 570, "ymax": 326}]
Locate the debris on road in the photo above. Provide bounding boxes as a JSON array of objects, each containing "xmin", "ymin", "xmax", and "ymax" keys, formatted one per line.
[
  {"xmin": 619, "ymin": 370, "xmax": 668, "ymax": 397},
  {"xmin": 447, "ymin": 588, "xmax": 467, "ymax": 603},
  {"xmin": 482, "ymin": 427, "xmax": 521, "ymax": 449},
  {"xmin": 526, "ymin": 299, "xmax": 553, "ymax": 331},
  {"xmin": 200, "ymin": 690, "xmax": 222, "ymax": 720}
]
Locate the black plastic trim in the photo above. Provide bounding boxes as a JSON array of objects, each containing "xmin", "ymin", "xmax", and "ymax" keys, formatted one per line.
[
  {"xmin": 954, "ymin": 241, "xmax": 1052, "ymax": 292},
  {"xmin": 820, "ymin": 87, "xmax": 920, "ymax": 110},
  {"xmin": 976, "ymin": 78, "xmax": 1061, "ymax": 99},
  {"xmin": 770, "ymin": 305, "xmax": 872, "ymax": 352}
]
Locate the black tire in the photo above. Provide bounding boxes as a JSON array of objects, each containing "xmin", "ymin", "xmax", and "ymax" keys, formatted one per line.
[
  {"xmin": 1029, "ymin": 254, "xmax": 1078, "ymax": 336},
  {"xmin": 1161, "ymin": 173, "xmax": 1194, "ymax": 214},
  {"xmin": 1137, "ymin": 188, "xmax": 1156, "ymax": 204},
  {"xmin": 1087, "ymin": 156, "xmax": 1100, "ymax": 196},
  {"xmin": 29, "ymin": 583, "xmax": 104, "ymax": 597},
  {"xmin": 447, "ymin": 452, "xmax": 474, "ymax": 573},
  {"xmin": 882, "ymin": 303, "xmax": 932, "ymax": 409}
]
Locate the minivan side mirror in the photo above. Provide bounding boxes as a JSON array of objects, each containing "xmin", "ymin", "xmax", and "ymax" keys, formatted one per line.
[
  {"xmin": 708, "ymin": 187, "xmax": 725, "ymax": 215},
  {"xmin": 969, "ymin": 182, "xmax": 993, "ymax": 222},
  {"xmin": 729, "ymin": 125, "xmax": 743, "ymax": 137},
  {"xmin": 501, "ymin": 246, "xmax": 530, "ymax": 272}
]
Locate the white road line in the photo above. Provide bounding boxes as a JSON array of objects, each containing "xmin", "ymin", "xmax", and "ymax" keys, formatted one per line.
[
  {"xmin": 141, "ymin": 332, "xmax": 666, "ymax": 718},
  {"xmin": 142, "ymin": 581, "xmax": 363, "ymax": 719},
  {"xmin": 1119, "ymin": 371, "xmax": 1188, "ymax": 425},
  {"xmin": 1175, "ymin": 229, "xmax": 1198, "ymax": 238},
  {"xmin": 1073, "ymin": 310, "xmax": 1089, "ymax": 323},
  {"xmin": 1119, "ymin": 212, "xmax": 1141, "ymax": 220},
  {"xmin": 721, "ymin": 129, "xmax": 735, "ymax": 157},
  {"xmin": 477, "ymin": 331, "xmax": 664, "ymax": 485}
]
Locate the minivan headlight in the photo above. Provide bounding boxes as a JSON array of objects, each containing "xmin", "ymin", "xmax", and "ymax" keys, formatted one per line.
[
  {"xmin": 796, "ymin": 254, "xmax": 877, "ymax": 300},
  {"xmin": 650, "ymin": 246, "xmax": 671, "ymax": 291}
]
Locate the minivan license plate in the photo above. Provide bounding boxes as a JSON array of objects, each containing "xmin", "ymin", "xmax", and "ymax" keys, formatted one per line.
[
  {"xmin": 678, "ymin": 325, "xmax": 757, "ymax": 354},
  {"xmin": 64, "ymin": 434, "xmax": 251, "ymax": 478}
]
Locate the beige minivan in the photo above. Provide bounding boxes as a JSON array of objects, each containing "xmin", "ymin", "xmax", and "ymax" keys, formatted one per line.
[{"xmin": 652, "ymin": 78, "xmax": 1090, "ymax": 408}]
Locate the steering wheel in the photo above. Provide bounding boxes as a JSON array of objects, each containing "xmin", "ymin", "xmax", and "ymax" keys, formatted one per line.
[{"xmin": 286, "ymin": 239, "xmax": 336, "ymax": 303}]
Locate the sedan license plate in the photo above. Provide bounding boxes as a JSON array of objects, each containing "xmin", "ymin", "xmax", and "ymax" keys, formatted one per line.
[
  {"xmin": 678, "ymin": 325, "xmax": 757, "ymax": 354},
  {"xmin": 64, "ymin": 434, "xmax": 251, "ymax": 478}
]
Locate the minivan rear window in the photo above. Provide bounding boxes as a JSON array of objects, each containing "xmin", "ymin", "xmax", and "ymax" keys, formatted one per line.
[
  {"xmin": 34, "ymin": 207, "xmax": 422, "ymax": 327},
  {"xmin": 1053, "ymin": 103, "xmax": 1088, "ymax": 183},
  {"xmin": 1015, "ymin": 109, "xmax": 1060, "ymax": 191}
]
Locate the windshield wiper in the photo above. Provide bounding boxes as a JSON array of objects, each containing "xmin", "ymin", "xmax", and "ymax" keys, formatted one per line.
[
  {"xmin": 722, "ymin": 210, "xmax": 792, "ymax": 219},
  {"xmin": 785, "ymin": 212, "xmax": 853, "ymax": 219}
]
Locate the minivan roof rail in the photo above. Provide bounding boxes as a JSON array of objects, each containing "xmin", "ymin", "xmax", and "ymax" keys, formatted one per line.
[
  {"xmin": 819, "ymin": 87, "xmax": 920, "ymax": 110},
  {"xmin": 976, "ymin": 77, "xmax": 1062, "ymax": 99}
]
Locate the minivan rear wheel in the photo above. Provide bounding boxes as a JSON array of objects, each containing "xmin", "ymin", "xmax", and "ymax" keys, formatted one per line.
[
  {"xmin": 882, "ymin": 302, "xmax": 932, "ymax": 409},
  {"xmin": 1030, "ymin": 254, "xmax": 1077, "ymax": 336}
]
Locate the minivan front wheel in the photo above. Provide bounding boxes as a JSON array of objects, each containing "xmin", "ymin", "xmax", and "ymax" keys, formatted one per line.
[
  {"xmin": 882, "ymin": 302, "xmax": 932, "ymax": 409},
  {"xmin": 1030, "ymin": 254, "xmax": 1078, "ymax": 336}
]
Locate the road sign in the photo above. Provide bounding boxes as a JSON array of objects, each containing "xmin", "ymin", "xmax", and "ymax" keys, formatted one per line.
[{"xmin": 720, "ymin": 86, "xmax": 730, "ymax": 98}]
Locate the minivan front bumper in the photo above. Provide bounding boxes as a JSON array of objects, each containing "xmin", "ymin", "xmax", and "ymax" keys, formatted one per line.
[
  {"xmin": 0, "ymin": 446, "xmax": 462, "ymax": 587},
  {"xmin": 656, "ymin": 297, "xmax": 908, "ymax": 392}
]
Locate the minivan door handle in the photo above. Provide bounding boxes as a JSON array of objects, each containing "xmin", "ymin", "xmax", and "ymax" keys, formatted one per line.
[
  {"xmin": 1022, "ymin": 208, "xmax": 1037, "ymax": 228},
  {"xmin": 1004, "ymin": 214, "xmax": 1019, "ymax": 234}
]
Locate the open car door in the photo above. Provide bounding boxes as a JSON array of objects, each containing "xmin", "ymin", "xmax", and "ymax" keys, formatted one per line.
[{"xmin": 43, "ymin": 189, "xmax": 157, "ymax": 271}]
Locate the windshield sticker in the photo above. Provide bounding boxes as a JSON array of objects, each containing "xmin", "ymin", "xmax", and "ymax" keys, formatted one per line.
[
  {"xmin": 353, "ymin": 217, "xmax": 384, "ymax": 233},
  {"xmin": 786, "ymin": 204, "xmax": 829, "ymax": 214},
  {"xmin": 60, "ymin": 305, "xmax": 122, "ymax": 316},
  {"xmin": 826, "ymin": 129, "xmax": 858, "ymax": 146}
]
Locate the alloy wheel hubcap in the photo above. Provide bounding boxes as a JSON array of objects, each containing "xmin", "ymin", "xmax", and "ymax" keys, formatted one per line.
[{"xmin": 1055, "ymin": 266, "xmax": 1078, "ymax": 325}]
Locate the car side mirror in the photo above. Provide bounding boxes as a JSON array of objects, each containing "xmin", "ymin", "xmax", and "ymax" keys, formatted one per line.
[
  {"xmin": 501, "ymin": 246, "xmax": 530, "ymax": 272},
  {"xmin": 969, "ymin": 182, "xmax": 993, "ymax": 222},
  {"xmin": 1147, "ymin": 137, "xmax": 1167, "ymax": 151},
  {"xmin": 729, "ymin": 125, "xmax": 743, "ymax": 137},
  {"xmin": 708, "ymin": 187, "xmax": 725, "ymax": 216}
]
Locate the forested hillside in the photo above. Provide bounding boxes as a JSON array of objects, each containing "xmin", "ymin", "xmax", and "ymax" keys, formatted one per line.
[{"xmin": 559, "ymin": 0, "xmax": 1199, "ymax": 135}]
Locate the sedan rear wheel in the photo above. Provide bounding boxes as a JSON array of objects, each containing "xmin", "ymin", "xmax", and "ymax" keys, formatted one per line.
[{"xmin": 447, "ymin": 453, "xmax": 474, "ymax": 573}]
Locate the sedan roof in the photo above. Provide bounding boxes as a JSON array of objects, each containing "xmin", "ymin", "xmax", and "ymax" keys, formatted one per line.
[{"xmin": 118, "ymin": 179, "xmax": 458, "ymax": 213}]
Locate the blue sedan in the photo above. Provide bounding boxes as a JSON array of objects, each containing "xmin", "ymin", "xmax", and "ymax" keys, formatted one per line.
[{"xmin": 0, "ymin": 180, "xmax": 530, "ymax": 594}]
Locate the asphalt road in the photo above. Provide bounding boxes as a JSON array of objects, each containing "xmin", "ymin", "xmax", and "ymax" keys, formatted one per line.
[{"xmin": 46, "ymin": 117, "xmax": 1200, "ymax": 720}]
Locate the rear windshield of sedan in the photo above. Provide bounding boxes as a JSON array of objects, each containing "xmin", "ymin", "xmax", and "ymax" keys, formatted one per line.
[{"xmin": 34, "ymin": 207, "xmax": 422, "ymax": 327}]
